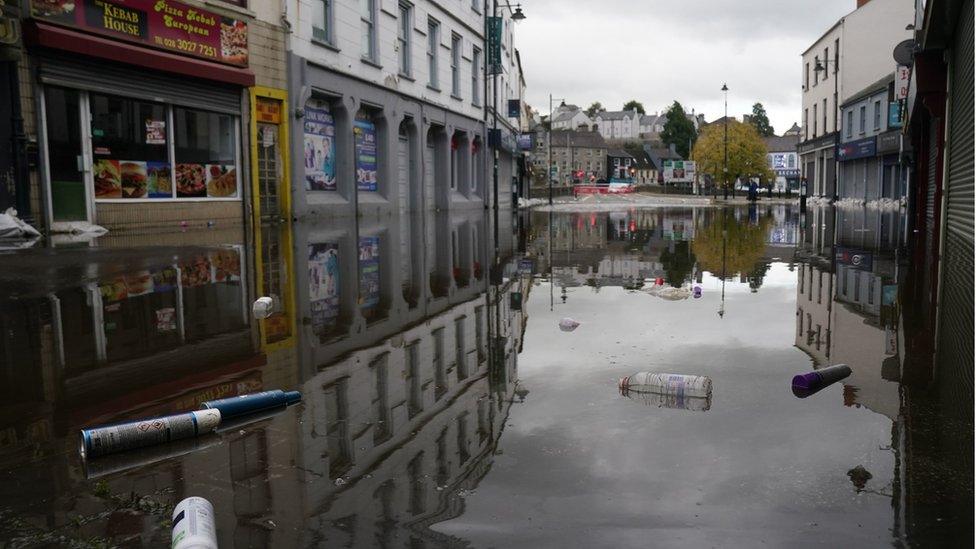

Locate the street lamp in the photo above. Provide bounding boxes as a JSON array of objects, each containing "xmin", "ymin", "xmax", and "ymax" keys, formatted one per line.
[{"xmin": 721, "ymin": 83, "xmax": 729, "ymax": 200}]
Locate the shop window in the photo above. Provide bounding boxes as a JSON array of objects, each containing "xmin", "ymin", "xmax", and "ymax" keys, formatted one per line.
[
  {"xmin": 90, "ymin": 93, "xmax": 168, "ymax": 200},
  {"xmin": 354, "ymin": 109, "xmax": 379, "ymax": 192},
  {"xmin": 174, "ymin": 108, "xmax": 240, "ymax": 198},
  {"xmin": 359, "ymin": 235, "xmax": 382, "ymax": 320},
  {"xmin": 308, "ymin": 242, "xmax": 341, "ymax": 340},
  {"xmin": 303, "ymin": 98, "xmax": 338, "ymax": 191}
]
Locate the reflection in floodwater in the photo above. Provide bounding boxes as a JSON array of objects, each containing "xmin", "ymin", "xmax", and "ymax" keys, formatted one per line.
[{"xmin": 0, "ymin": 202, "xmax": 970, "ymax": 546}]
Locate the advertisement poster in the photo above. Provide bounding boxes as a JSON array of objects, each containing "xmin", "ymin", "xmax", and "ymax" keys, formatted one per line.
[
  {"xmin": 120, "ymin": 161, "xmax": 148, "ymax": 198},
  {"xmin": 205, "ymin": 164, "xmax": 238, "ymax": 197},
  {"xmin": 30, "ymin": 0, "xmax": 249, "ymax": 67},
  {"xmin": 152, "ymin": 267, "xmax": 177, "ymax": 292},
  {"xmin": 146, "ymin": 161, "xmax": 172, "ymax": 198},
  {"xmin": 663, "ymin": 160, "xmax": 696, "ymax": 183},
  {"xmin": 358, "ymin": 236, "xmax": 380, "ymax": 310},
  {"xmin": 308, "ymin": 243, "xmax": 340, "ymax": 334},
  {"xmin": 145, "ymin": 120, "xmax": 166, "ymax": 144},
  {"xmin": 155, "ymin": 308, "xmax": 177, "ymax": 332},
  {"xmin": 354, "ymin": 118, "xmax": 378, "ymax": 192},
  {"xmin": 303, "ymin": 100, "xmax": 336, "ymax": 191},
  {"xmin": 211, "ymin": 249, "xmax": 241, "ymax": 282}
]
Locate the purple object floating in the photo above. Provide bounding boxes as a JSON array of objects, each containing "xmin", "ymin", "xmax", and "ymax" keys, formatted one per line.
[{"xmin": 792, "ymin": 364, "xmax": 852, "ymax": 398}]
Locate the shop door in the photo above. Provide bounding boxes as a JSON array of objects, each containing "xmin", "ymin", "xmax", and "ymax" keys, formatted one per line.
[{"xmin": 44, "ymin": 87, "xmax": 89, "ymax": 222}]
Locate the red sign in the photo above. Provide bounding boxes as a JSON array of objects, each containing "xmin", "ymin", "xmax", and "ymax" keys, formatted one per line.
[{"xmin": 30, "ymin": 0, "xmax": 248, "ymax": 67}]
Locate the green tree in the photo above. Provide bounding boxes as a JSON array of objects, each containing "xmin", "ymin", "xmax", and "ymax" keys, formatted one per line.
[
  {"xmin": 660, "ymin": 101, "xmax": 697, "ymax": 158},
  {"xmin": 692, "ymin": 210, "xmax": 772, "ymax": 278},
  {"xmin": 750, "ymin": 103, "xmax": 775, "ymax": 137},
  {"xmin": 585, "ymin": 102, "xmax": 604, "ymax": 118},
  {"xmin": 623, "ymin": 100, "xmax": 646, "ymax": 115},
  {"xmin": 691, "ymin": 119, "xmax": 774, "ymax": 190}
]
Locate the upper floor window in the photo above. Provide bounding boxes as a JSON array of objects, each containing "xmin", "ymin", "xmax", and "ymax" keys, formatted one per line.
[
  {"xmin": 451, "ymin": 34, "xmax": 462, "ymax": 98},
  {"xmin": 823, "ymin": 48, "xmax": 829, "ymax": 80},
  {"xmin": 873, "ymin": 100, "xmax": 881, "ymax": 130},
  {"xmin": 804, "ymin": 63, "xmax": 810, "ymax": 90},
  {"xmin": 859, "ymin": 106, "xmax": 866, "ymax": 134},
  {"xmin": 472, "ymin": 0, "xmax": 480, "ymax": 12},
  {"xmin": 427, "ymin": 19, "xmax": 440, "ymax": 89},
  {"xmin": 813, "ymin": 57, "xmax": 819, "ymax": 86},
  {"xmin": 472, "ymin": 46, "xmax": 482, "ymax": 106},
  {"xmin": 361, "ymin": 0, "xmax": 378, "ymax": 62},
  {"xmin": 312, "ymin": 0, "xmax": 333, "ymax": 44},
  {"xmin": 397, "ymin": 2, "xmax": 412, "ymax": 76},
  {"xmin": 803, "ymin": 108, "xmax": 808, "ymax": 139},
  {"xmin": 812, "ymin": 104, "xmax": 818, "ymax": 137},
  {"xmin": 845, "ymin": 110, "xmax": 853, "ymax": 138}
]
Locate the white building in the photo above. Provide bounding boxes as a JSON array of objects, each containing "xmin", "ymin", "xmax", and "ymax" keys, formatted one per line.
[
  {"xmin": 799, "ymin": 0, "xmax": 914, "ymax": 198},
  {"xmin": 552, "ymin": 109, "xmax": 592, "ymax": 131},
  {"xmin": 594, "ymin": 110, "xmax": 640, "ymax": 140}
]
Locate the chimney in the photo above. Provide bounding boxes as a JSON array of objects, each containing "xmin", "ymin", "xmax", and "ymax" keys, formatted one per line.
[
  {"xmin": 856, "ymin": 0, "xmax": 870, "ymax": 6},
  {"xmin": 668, "ymin": 143, "xmax": 676, "ymax": 155}
]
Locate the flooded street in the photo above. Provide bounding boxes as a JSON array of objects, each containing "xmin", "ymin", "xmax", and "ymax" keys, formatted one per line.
[{"xmin": 0, "ymin": 202, "xmax": 970, "ymax": 548}]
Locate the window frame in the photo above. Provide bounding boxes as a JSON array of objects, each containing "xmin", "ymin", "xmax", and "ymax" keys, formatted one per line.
[
  {"xmin": 450, "ymin": 33, "xmax": 462, "ymax": 98},
  {"xmin": 812, "ymin": 103, "xmax": 817, "ymax": 137},
  {"xmin": 859, "ymin": 105, "xmax": 866, "ymax": 134},
  {"xmin": 427, "ymin": 18, "xmax": 440, "ymax": 89},
  {"xmin": 471, "ymin": 46, "xmax": 482, "ymax": 106},
  {"xmin": 312, "ymin": 0, "xmax": 334, "ymax": 45},
  {"xmin": 397, "ymin": 2, "xmax": 412, "ymax": 77},
  {"xmin": 846, "ymin": 110, "xmax": 853, "ymax": 138},
  {"xmin": 361, "ymin": 0, "xmax": 378, "ymax": 63},
  {"xmin": 873, "ymin": 100, "xmax": 881, "ymax": 130}
]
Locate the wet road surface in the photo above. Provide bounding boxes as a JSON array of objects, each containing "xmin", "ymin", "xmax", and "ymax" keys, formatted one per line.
[{"xmin": 0, "ymin": 203, "xmax": 970, "ymax": 547}]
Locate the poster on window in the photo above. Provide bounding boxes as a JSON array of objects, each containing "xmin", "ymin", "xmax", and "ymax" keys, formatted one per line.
[
  {"xmin": 211, "ymin": 249, "xmax": 241, "ymax": 282},
  {"xmin": 358, "ymin": 236, "xmax": 380, "ymax": 310},
  {"xmin": 145, "ymin": 120, "xmax": 166, "ymax": 145},
  {"xmin": 147, "ymin": 161, "xmax": 173, "ymax": 198},
  {"xmin": 304, "ymin": 100, "xmax": 337, "ymax": 191},
  {"xmin": 308, "ymin": 243, "xmax": 340, "ymax": 333},
  {"xmin": 206, "ymin": 165, "xmax": 238, "ymax": 198},
  {"xmin": 354, "ymin": 118, "xmax": 378, "ymax": 192}
]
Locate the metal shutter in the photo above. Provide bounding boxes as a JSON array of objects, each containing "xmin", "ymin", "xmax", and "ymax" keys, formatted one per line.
[
  {"xmin": 936, "ymin": 0, "xmax": 974, "ymax": 425},
  {"xmin": 36, "ymin": 52, "xmax": 241, "ymax": 114}
]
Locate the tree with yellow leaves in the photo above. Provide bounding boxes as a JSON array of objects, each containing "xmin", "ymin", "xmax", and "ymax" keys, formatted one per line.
[{"xmin": 692, "ymin": 120, "xmax": 774, "ymax": 192}]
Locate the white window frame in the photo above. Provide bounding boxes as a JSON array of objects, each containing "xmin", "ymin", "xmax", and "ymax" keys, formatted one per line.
[
  {"xmin": 471, "ymin": 46, "xmax": 481, "ymax": 106},
  {"xmin": 397, "ymin": 2, "xmax": 412, "ymax": 76},
  {"xmin": 873, "ymin": 100, "xmax": 881, "ymax": 130},
  {"xmin": 450, "ymin": 33, "xmax": 462, "ymax": 98},
  {"xmin": 361, "ymin": 0, "xmax": 378, "ymax": 63},
  {"xmin": 312, "ymin": 0, "xmax": 334, "ymax": 44},
  {"xmin": 427, "ymin": 18, "xmax": 439, "ymax": 89},
  {"xmin": 859, "ymin": 105, "xmax": 866, "ymax": 135},
  {"xmin": 846, "ymin": 110, "xmax": 853, "ymax": 138}
]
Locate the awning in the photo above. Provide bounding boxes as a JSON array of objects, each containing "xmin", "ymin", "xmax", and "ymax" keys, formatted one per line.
[{"xmin": 24, "ymin": 21, "xmax": 255, "ymax": 87}]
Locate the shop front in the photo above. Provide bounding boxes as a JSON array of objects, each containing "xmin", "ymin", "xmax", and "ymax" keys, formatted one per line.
[
  {"xmin": 23, "ymin": 0, "xmax": 254, "ymax": 235},
  {"xmin": 798, "ymin": 132, "xmax": 838, "ymax": 199},
  {"xmin": 837, "ymin": 135, "xmax": 878, "ymax": 201}
]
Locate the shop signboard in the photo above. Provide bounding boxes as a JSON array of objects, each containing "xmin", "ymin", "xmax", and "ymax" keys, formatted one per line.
[
  {"xmin": 517, "ymin": 133, "xmax": 533, "ymax": 150},
  {"xmin": 487, "ymin": 16, "xmax": 502, "ymax": 74},
  {"xmin": 308, "ymin": 242, "xmax": 340, "ymax": 334},
  {"xmin": 358, "ymin": 237, "xmax": 380, "ymax": 311},
  {"xmin": 836, "ymin": 136, "xmax": 876, "ymax": 161},
  {"xmin": 507, "ymin": 99, "xmax": 520, "ymax": 119},
  {"xmin": 304, "ymin": 100, "xmax": 336, "ymax": 191},
  {"xmin": 888, "ymin": 102, "xmax": 903, "ymax": 128},
  {"xmin": 895, "ymin": 65, "xmax": 911, "ymax": 99},
  {"xmin": 662, "ymin": 160, "xmax": 695, "ymax": 183},
  {"xmin": 354, "ymin": 118, "xmax": 378, "ymax": 192},
  {"xmin": 877, "ymin": 130, "xmax": 901, "ymax": 154},
  {"xmin": 30, "ymin": 0, "xmax": 249, "ymax": 67}
]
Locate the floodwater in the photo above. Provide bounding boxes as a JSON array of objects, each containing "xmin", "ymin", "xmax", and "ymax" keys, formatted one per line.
[{"xmin": 0, "ymin": 203, "xmax": 971, "ymax": 548}]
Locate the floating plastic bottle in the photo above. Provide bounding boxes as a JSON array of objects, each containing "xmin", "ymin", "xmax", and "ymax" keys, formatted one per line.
[
  {"xmin": 80, "ymin": 409, "xmax": 221, "ymax": 459},
  {"xmin": 622, "ymin": 389, "xmax": 712, "ymax": 412},
  {"xmin": 172, "ymin": 497, "xmax": 218, "ymax": 549},
  {"xmin": 618, "ymin": 372, "xmax": 713, "ymax": 398},
  {"xmin": 791, "ymin": 364, "xmax": 852, "ymax": 398},
  {"xmin": 558, "ymin": 318, "xmax": 581, "ymax": 332},
  {"xmin": 252, "ymin": 296, "xmax": 275, "ymax": 319},
  {"xmin": 201, "ymin": 390, "xmax": 301, "ymax": 420}
]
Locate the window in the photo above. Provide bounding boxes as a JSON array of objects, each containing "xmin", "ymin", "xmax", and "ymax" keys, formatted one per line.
[
  {"xmin": 859, "ymin": 106, "xmax": 866, "ymax": 134},
  {"xmin": 822, "ymin": 98, "xmax": 827, "ymax": 133},
  {"xmin": 813, "ymin": 57, "xmax": 819, "ymax": 85},
  {"xmin": 361, "ymin": 0, "xmax": 377, "ymax": 62},
  {"xmin": 173, "ymin": 107, "xmax": 239, "ymax": 198},
  {"xmin": 451, "ymin": 34, "xmax": 461, "ymax": 97},
  {"xmin": 803, "ymin": 108, "xmax": 808, "ymax": 139},
  {"xmin": 471, "ymin": 46, "xmax": 481, "ymax": 105},
  {"xmin": 397, "ymin": 2, "xmax": 412, "ymax": 76},
  {"xmin": 812, "ymin": 104, "xmax": 817, "ymax": 137},
  {"xmin": 472, "ymin": 0, "xmax": 480, "ymax": 13},
  {"xmin": 873, "ymin": 100, "xmax": 881, "ymax": 130},
  {"xmin": 427, "ymin": 19, "xmax": 439, "ymax": 88},
  {"xmin": 312, "ymin": 0, "xmax": 333, "ymax": 44},
  {"xmin": 834, "ymin": 38, "xmax": 840, "ymax": 72},
  {"xmin": 823, "ymin": 48, "xmax": 829, "ymax": 79},
  {"xmin": 89, "ymin": 93, "xmax": 168, "ymax": 199},
  {"xmin": 846, "ymin": 110, "xmax": 853, "ymax": 138},
  {"xmin": 805, "ymin": 63, "xmax": 809, "ymax": 90}
]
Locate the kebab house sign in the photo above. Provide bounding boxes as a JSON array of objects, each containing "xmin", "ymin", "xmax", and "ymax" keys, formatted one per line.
[{"xmin": 31, "ymin": 0, "xmax": 249, "ymax": 66}]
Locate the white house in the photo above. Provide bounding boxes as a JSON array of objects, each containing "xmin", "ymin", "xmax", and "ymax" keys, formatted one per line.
[{"xmin": 594, "ymin": 110, "xmax": 640, "ymax": 140}]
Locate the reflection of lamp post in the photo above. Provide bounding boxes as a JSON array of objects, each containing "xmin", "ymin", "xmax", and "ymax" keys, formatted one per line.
[
  {"xmin": 721, "ymin": 83, "xmax": 729, "ymax": 200},
  {"xmin": 718, "ymin": 211, "xmax": 728, "ymax": 318}
]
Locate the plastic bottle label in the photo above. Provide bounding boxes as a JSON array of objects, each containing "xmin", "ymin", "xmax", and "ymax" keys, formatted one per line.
[{"xmin": 86, "ymin": 414, "xmax": 196, "ymax": 457}]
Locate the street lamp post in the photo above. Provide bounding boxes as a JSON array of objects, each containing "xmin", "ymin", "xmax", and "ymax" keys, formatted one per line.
[
  {"xmin": 722, "ymin": 83, "xmax": 729, "ymax": 200},
  {"xmin": 813, "ymin": 57, "xmax": 839, "ymax": 200}
]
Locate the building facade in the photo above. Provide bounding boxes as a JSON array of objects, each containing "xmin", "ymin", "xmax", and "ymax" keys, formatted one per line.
[
  {"xmin": 799, "ymin": 0, "xmax": 914, "ymax": 199},
  {"xmin": 594, "ymin": 110, "xmax": 639, "ymax": 140},
  {"xmin": 535, "ymin": 130, "xmax": 608, "ymax": 185}
]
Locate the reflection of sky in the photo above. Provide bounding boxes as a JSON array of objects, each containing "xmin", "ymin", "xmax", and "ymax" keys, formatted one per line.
[{"xmin": 434, "ymin": 268, "xmax": 898, "ymax": 547}]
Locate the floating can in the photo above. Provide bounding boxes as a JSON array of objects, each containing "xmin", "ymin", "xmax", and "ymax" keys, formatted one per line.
[
  {"xmin": 172, "ymin": 496, "xmax": 218, "ymax": 549},
  {"xmin": 618, "ymin": 372, "xmax": 713, "ymax": 398},
  {"xmin": 201, "ymin": 390, "xmax": 301, "ymax": 420},
  {"xmin": 80, "ymin": 409, "xmax": 221, "ymax": 459},
  {"xmin": 791, "ymin": 364, "xmax": 852, "ymax": 398}
]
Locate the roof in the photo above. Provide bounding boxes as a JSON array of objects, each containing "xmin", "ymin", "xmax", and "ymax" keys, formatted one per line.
[
  {"xmin": 548, "ymin": 130, "xmax": 608, "ymax": 149},
  {"xmin": 783, "ymin": 123, "xmax": 802, "ymax": 135},
  {"xmin": 801, "ymin": 18, "xmax": 845, "ymax": 56},
  {"xmin": 645, "ymin": 147, "xmax": 682, "ymax": 169},
  {"xmin": 640, "ymin": 114, "xmax": 660, "ymax": 125},
  {"xmin": 763, "ymin": 134, "xmax": 801, "ymax": 152},
  {"xmin": 596, "ymin": 110, "xmax": 638, "ymax": 121},
  {"xmin": 607, "ymin": 148, "xmax": 634, "ymax": 158},
  {"xmin": 552, "ymin": 111, "xmax": 582, "ymax": 123},
  {"xmin": 633, "ymin": 151, "xmax": 653, "ymax": 169},
  {"xmin": 841, "ymin": 74, "xmax": 894, "ymax": 107}
]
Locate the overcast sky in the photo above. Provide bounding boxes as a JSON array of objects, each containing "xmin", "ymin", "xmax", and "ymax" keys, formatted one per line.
[{"xmin": 516, "ymin": 0, "xmax": 853, "ymax": 135}]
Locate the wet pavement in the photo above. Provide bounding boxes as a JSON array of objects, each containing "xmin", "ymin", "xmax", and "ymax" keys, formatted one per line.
[{"xmin": 0, "ymin": 203, "xmax": 971, "ymax": 547}]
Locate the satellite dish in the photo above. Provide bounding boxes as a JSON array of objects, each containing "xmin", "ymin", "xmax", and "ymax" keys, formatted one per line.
[{"xmin": 893, "ymin": 39, "xmax": 915, "ymax": 66}]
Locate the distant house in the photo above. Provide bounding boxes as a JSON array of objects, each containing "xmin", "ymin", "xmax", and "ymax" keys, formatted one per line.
[
  {"xmin": 782, "ymin": 123, "xmax": 803, "ymax": 137},
  {"xmin": 763, "ymin": 134, "xmax": 801, "ymax": 192},
  {"xmin": 535, "ymin": 130, "xmax": 609, "ymax": 185},
  {"xmin": 639, "ymin": 110, "xmax": 704, "ymax": 141},
  {"xmin": 594, "ymin": 110, "xmax": 640, "ymax": 140},
  {"xmin": 606, "ymin": 148, "xmax": 636, "ymax": 180},
  {"xmin": 644, "ymin": 144, "xmax": 683, "ymax": 183},
  {"xmin": 632, "ymin": 150, "xmax": 655, "ymax": 185},
  {"xmin": 551, "ymin": 109, "xmax": 592, "ymax": 131}
]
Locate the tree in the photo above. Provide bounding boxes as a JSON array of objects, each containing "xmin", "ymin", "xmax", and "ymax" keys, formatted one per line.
[
  {"xmin": 623, "ymin": 100, "xmax": 646, "ymax": 115},
  {"xmin": 585, "ymin": 102, "xmax": 604, "ymax": 118},
  {"xmin": 692, "ymin": 209, "xmax": 772, "ymax": 279},
  {"xmin": 750, "ymin": 103, "xmax": 775, "ymax": 137},
  {"xmin": 660, "ymin": 101, "xmax": 697, "ymax": 158},
  {"xmin": 691, "ymin": 119, "xmax": 774, "ymax": 191},
  {"xmin": 660, "ymin": 240, "xmax": 697, "ymax": 288}
]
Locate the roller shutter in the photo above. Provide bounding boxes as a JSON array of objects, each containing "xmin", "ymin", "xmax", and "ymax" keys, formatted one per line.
[{"xmin": 36, "ymin": 52, "xmax": 241, "ymax": 114}]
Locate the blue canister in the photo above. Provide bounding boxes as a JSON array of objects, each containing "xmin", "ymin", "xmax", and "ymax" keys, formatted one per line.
[{"xmin": 201, "ymin": 390, "xmax": 301, "ymax": 419}]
